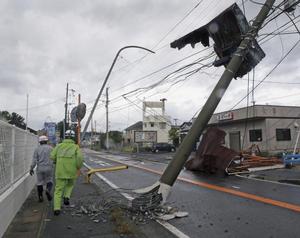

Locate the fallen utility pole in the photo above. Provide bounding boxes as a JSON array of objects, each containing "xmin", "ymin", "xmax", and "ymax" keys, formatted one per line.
[{"xmin": 134, "ymin": 0, "xmax": 275, "ymax": 205}]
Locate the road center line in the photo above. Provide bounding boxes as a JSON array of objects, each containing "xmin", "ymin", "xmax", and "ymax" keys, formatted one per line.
[{"xmin": 87, "ymin": 152, "xmax": 300, "ymax": 213}]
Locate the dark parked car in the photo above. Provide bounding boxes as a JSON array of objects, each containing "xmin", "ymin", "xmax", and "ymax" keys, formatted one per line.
[{"xmin": 152, "ymin": 143, "xmax": 176, "ymax": 153}]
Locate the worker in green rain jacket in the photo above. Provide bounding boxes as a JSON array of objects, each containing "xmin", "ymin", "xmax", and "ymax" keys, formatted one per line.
[{"xmin": 50, "ymin": 130, "xmax": 83, "ymax": 216}]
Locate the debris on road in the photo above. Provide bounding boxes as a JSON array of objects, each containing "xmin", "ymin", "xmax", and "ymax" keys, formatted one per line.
[
  {"xmin": 226, "ymin": 154, "xmax": 283, "ymax": 175},
  {"xmin": 185, "ymin": 127, "xmax": 283, "ymax": 175},
  {"xmin": 185, "ymin": 127, "xmax": 238, "ymax": 174}
]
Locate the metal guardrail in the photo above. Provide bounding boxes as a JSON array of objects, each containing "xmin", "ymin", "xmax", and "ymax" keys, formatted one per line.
[{"xmin": 0, "ymin": 120, "xmax": 38, "ymax": 196}]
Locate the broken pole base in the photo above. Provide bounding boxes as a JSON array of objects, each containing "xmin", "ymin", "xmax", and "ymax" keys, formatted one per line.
[{"xmin": 132, "ymin": 181, "xmax": 171, "ymax": 211}]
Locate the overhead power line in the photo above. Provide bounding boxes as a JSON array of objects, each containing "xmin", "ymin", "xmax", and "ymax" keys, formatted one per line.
[
  {"xmin": 10, "ymin": 98, "xmax": 64, "ymax": 112},
  {"xmin": 230, "ymin": 39, "xmax": 300, "ymax": 110},
  {"xmin": 151, "ymin": 0, "xmax": 205, "ymax": 50}
]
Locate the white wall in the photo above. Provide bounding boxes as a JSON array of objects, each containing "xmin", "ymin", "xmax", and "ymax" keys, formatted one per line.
[
  {"xmin": 0, "ymin": 121, "xmax": 38, "ymax": 237},
  {"xmin": 0, "ymin": 174, "xmax": 35, "ymax": 237}
]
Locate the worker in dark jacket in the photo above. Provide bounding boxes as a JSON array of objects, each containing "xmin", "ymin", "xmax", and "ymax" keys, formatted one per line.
[
  {"xmin": 30, "ymin": 135, "xmax": 53, "ymax": 202},
  {"xmin": 50, "ymin": 130, "xmax": 83, "ymax": 216}
]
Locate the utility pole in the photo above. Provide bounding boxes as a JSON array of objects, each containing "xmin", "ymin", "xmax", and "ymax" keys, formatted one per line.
[
  {"xmin": 64, "ymin": 83, "xmax": 69, "ymax": 139},
  {"xmin": 159, "ymin": 0, "xmax": 275, "ymax": 189},
  {"xmin": 251, "ymin": 68, "xmax": 256, "ymax": 129},
  {"xmin": 174, "ymin": 118, "xmax": 178, "ymax": 126},
  {"xmin": 106, "ymin": 87, "xmax": 109, "ymax": 150},
  {"xmin": 25, "ymin": 94, "xmax": 29, "ymax": 131},
  {"xmin": 77, "ymin": 94, "xmax": 81, "ymax": 145},
  {"xmin": 160, "ymin": 98, "xmax": 167, "ymax": 115},
  {"xmin": 91, "ymin": 116, "xmax": 93, "ymax": 148},
  {"xmin": 132, "ymin": 0, "xmax": 275, "ymax": 205}
]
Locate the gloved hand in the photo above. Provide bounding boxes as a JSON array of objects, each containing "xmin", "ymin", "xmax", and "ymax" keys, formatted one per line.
[{"xmin": 29, "ymin": 169, "xmax": 34, "ymax": 176}]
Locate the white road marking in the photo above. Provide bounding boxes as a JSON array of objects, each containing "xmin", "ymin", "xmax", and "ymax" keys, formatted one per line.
[
  {"xmin": 88, "ymin": 157, "xmax": 112, "ymax": 167},
  {"xmin": 236, "ymin": 174, "xmax": 300, "ymax": 187},
  {"xmin": 83, "ymin": 161, "xmax": 190, "ymax": 238},
  {"xmin": 156, "ymin": 220, "xmax": 190, "ymax": 238},
  {"xmin": 94, "ymin": 160, "xmax": 112, "ymax": 166}
]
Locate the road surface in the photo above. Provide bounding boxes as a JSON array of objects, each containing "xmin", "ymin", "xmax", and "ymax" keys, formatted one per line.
[{"xmin": 83, "ymin": 149, "xmax": 300, "ymax": 238}]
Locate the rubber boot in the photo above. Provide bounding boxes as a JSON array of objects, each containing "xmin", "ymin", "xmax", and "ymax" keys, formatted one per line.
[
  {"xmin": 45, "ymin": 182, "xmax": 53, "ymax": 201},
  {"xmin": 54, "ymin": 210, "xmax": 60, "ymax": 216},
  {"xmin": 63, "ymin": 197, "xmax": 70, "ymax": 206},
  {"xmin": 37, "ymin": 185, "xmax": 43, "ymax": 202}
]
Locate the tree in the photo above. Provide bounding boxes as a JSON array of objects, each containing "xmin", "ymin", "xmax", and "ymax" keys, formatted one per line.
[
  {"xmin": 10, "ymin": 112, "xmax": 26, "ymax": 129},
  {"xmin": 0, "ymin": 111, "xmax": 26, "ymax": 129},
  {"xmin": 0, "ymin": 111, "xmax": 11, "ymax": 121},
  {"xmin": 169, "ymin": 127, "xmax": 179, "ymax": 147},
  {"xmin": 109, "ymin": 131, "xmax": 123, "ymax": 144}
]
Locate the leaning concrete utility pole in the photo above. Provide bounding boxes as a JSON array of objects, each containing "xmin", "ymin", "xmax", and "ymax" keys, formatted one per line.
[
  {"xmin": 160, "ymin": 0, "xmax": 275, "ymax": 187},
  {"xmin": 134, "ymin": 0, "xmax": 275, "ymax": 204},
  {"xmin": 81, "ymin": 46, "xmax": 155, "ymax": 142}
]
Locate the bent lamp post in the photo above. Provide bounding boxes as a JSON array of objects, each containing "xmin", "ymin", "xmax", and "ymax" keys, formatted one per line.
[{"xmin": 81, "ymin": 46, "xmax": 155, "ymax": 142}]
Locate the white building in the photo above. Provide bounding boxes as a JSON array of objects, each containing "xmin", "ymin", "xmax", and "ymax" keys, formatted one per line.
[{"xmin": 143, "ymin": 100, "xmax": 171, "ymax": 144}]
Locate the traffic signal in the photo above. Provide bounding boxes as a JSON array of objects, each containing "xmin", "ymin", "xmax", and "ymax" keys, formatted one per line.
[{"xmin": 170, "ymin": 3, "xmax": 265, "ymax": 78}]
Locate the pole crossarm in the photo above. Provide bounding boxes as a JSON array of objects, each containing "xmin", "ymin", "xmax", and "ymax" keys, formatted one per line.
[{"xmin": 81, "ymin": 46, "xmax": 155, "ymax": 143}]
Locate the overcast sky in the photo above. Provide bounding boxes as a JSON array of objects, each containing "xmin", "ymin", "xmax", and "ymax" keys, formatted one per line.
[{"xmin": 1, "ymin": 0, "xmax": 300, "ymax": 131}]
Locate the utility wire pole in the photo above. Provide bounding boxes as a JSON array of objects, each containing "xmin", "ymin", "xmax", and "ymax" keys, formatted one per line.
[
  {"xmin": 77, "ymin": 94, "xmax": 81, "ymax": 145},
  {"xmin": 106, "ymin": 87, "xmax": 109, "ymax": 150},
  {"xmin": 63, "ymin": 83, "xmax": 69, "ymax": 139},
  {"xmin": 141, "ymin": 0, "xmax": 276, "ymax": 203},
  {"xmin": 25, "ymin": 94, "xmax": 29, "ymax": 131},
  {"xmin": 174, "ymin": 118, "xmax": 178, "ymax": 126}
]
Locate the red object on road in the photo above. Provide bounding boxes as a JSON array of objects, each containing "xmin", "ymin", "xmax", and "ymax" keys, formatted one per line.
[{"xmin": 185, "ymin": 127, "xmax": 238, "ymax": 174}]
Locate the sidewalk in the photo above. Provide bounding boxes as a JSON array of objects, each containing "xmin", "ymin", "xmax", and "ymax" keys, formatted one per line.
[{"xmin": 3, "ymin": 171, "xmax": 176, "ymax": 238}]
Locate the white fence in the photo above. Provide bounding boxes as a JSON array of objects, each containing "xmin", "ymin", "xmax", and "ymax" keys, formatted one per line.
[
  {"xmin": 0, "ymin": 120, "xmax": 38, "ymax": 195},
  {"xmin": 0, "ymin": 120, "xmax": 38, "ymax": 237}
]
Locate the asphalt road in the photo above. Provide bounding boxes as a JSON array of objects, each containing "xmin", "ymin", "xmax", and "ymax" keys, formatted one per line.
[{"xmin": 83, "ymin": 149, "xmax": 300, "ymax": 238}]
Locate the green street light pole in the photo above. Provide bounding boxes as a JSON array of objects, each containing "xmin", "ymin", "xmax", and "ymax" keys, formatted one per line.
[{"xmin": 81, "ymin": 46, "xmax": 155, "ymax": 142}]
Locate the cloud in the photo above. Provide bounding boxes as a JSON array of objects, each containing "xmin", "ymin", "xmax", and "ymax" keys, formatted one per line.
[{"xmin": 0, "ymin": 0, "xmax": 299, "ymax": 131}]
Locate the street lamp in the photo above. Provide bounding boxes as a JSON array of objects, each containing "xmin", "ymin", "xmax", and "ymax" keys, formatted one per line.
[{"xmin": 81, "ymin": 46, "xmax": 155, "ymax": 142}]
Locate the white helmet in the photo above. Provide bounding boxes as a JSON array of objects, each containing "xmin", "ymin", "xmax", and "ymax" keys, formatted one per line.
[
  {"xmin": 65, "ymin": 130, "xmax": 75, "ymax": 138},
  {"xmin": 39, "ymin": 135, "xmax": 48, "ymax": 142}
]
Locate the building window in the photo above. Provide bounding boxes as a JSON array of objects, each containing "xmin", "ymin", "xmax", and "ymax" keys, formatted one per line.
[
  {"xmin": 249, "ymin": 129, "xmax": 262, "ymax": 142},
  {"xmin": 150, "ymin": 122, "xmax": 154, "ymax": 127},
  {"xmin": 276, "ymin": 128, "xmax": 291, "ymax": 141},
  {"xmin": 144, "ymin": 123, "xmax": 147, "ymax": 128},
  {"xmin": 159, "ymin": 122, "xmax": 166, "ymax": 129}
]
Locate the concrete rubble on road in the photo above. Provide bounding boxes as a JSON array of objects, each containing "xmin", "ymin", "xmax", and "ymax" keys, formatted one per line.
[{"xmin": 62, "ymin": 187, "xmax": 189, "ymax": 226}]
